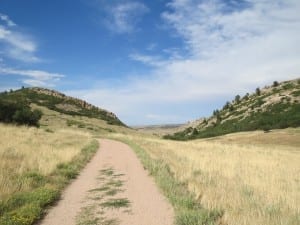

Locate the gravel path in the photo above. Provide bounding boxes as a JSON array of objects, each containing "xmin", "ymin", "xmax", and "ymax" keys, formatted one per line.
[{"xmin": 39, "ymin": 139, "xmax": 174, "ymax": 225}]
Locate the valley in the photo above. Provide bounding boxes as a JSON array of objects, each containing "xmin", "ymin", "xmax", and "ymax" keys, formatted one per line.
[{"xmin": 0, "ymin": 80, "xmax": 299, "ymax": 225}]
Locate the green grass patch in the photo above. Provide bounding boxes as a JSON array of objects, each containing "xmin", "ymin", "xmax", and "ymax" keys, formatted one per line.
[
  {"xmin": 100, "ymin": 198, "xmax": 130, "ymax": 209},
  {"xmin": 106, "ymin": 180, "xmax": 123, "ymax": 188},
  {"xmin": 115, "ymin": 139, "xmax": 223, "ymax": 225},
  {"xmin": 80, "ymin": 166, "xmax": 126, "ymax": 224},
  {"xmin": 76, "ymin": 204, "xmax": 119, "ymax": 225},
  {"xmin": 99, "ymin": 168, "xmax": 114, "ymax": 177},
  {"xmin": 292, "ymin": 90, "xmax": 300, "ymax": 97},
  {"xmin": 88, "ymin": 187, "xmax": 110, "ymax": 193},
  {"xmin": 0, "ymin": 140, "xmax": 99, "ymax": 225},
  {"xmin": 76, "ymin": 205, "xmax": 100, "ymax": 225},
  {"xmin": 105, "ymin": 189, "xmax": 121, "ymax": 196}
]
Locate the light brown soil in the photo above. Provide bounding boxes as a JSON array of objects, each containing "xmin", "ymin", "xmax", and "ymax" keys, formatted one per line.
[{"xmin": 39, "ymin": 139, "xmax": 174, "ymax": 225}]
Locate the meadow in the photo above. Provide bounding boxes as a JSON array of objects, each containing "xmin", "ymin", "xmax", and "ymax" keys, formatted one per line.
[
  {"xmin": 109, "ymin": 129, "xmax": 300, "ymax": 225},
  {"xmin": 0, "ymin": 124, "xmax": 93, "ymax": 199}
]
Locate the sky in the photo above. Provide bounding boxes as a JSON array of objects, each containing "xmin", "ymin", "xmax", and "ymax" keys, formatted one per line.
[{"xmin": 0, "ymin": 0, "xmax": 299, "ymax": 125}]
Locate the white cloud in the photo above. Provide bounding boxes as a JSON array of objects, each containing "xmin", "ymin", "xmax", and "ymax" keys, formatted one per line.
[
  {"xmin": 0, "ymin": 13, "xmax": 16, "ymax": 27},
  {"xmin": 0, "ymin": 13, "xmax": 65, "ymax": 90},
  {"xmin": 162, "ymin": 0, "xmax": 300, "ymax": 57},
  {"xmin": 22, "ymin": 79, "xmax": 50, "ymax": 87},
  {"xmin": 0, "ymin": 67, "xmax": 64, "ymax": 87},
  {"xmin": 70, "ymin": 0, "xmax": 300, "ymax": 125},
  {"xmin": 129, "ymin": 53, "xmax": 166, "ymax": 67},
  {"xmin": 0, "ymin": 14, "xmax": 39, "ymax": 62},
  {"xmin": 104, "ymin": 1, "xmax": 149, "ymax": 33},
  {"xmin": 146, "ymin": 43, "xmax": 157, "ymax": 51}
]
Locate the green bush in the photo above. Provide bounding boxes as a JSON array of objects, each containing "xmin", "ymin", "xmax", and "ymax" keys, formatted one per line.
[{"xmin": 0, "ymin": 100, "xmax": 42, "ymax": 127}]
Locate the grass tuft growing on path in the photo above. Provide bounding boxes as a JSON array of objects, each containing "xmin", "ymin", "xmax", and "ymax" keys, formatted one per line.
[{"xmin": 76, "ymin": 167, "xmax": 128, "ymax": 225}]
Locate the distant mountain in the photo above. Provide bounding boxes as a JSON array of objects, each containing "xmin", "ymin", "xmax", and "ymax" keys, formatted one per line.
[
  {"xmin": 165, "ymin": 78, "xmax": 300, "ymax": 140},
  {"xmin": 0, "ymin": 87, "xmax": 126, "ymax": 126},
  {"xmin": 133, "ymin": 123, "xmax": 184, "ymax": 136}
]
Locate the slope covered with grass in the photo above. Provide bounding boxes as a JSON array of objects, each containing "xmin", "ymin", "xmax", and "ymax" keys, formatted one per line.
[
  {"xmin": 165, "ymin": 79, "xmax": 300, "ymax": 140},
  {"xmin": 0, "ymin": 87, "xmax": 125, "ymax": 126}
]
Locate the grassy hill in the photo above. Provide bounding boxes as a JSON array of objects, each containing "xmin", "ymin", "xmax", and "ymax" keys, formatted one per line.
[
  {"xmin": 0, "ymin": 87, "xmax": 125, "ymax": 126},
  {"xmin": 165, "ymin": 79, "xmax": 300, "ymax": 140}
]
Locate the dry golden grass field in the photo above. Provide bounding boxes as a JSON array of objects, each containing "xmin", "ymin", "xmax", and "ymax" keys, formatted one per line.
[
  {"xmin": 109, "ymin": 128, "xmax": 300, "ymax": 225},
  {"xmin": 0, "ymin": 123, "xmax": 92, "ymax": 199}
]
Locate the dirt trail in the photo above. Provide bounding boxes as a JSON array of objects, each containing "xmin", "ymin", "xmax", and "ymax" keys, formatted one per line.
[{"xmin": 39, "ymin": 139, "xmax": 174, "ymax": 225}]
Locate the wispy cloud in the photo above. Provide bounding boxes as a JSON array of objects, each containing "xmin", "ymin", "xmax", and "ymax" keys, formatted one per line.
[
  {"xmin": 0, "ymin": 13, "xmax": 39, "ymax": 62},
  {"xmin": 0, "ymin": 67, "xmax": 65, "ymax": 87},
  {"xmin": 162, "ymin": 0, "xmax": 300, "ymax": 58},
  {"xmin": 71, "ymin": 0, "xmax": 300, "ymax": 125},
  {"xmin": 0, "ymin": 13, "xmax": 16, "ymax": 27},
  {"xmin": 103, "ymin": 1, "xmax": 149, "ymax": 34},
  {"xmin": 129, "ymin": 53, "xmax": 166, "ymax": 67},
  {"xmin": 0, "ymin": 13, "xmax": 65, "ymax": 88}
]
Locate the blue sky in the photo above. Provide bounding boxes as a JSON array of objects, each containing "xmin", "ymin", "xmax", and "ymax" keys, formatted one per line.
[{"xmin": 0, "ymin": 0, "xmax": 300, "ymax": 125}]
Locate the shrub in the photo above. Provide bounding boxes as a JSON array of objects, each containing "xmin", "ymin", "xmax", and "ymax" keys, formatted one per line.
[
  {"xmin": 256, "ymin": 87, "xmax": 261, "ymax": 96},
  {"xmin": 13, "ymin": 109, "xmax": 42, "ymax": 127},
  {"xmin": 223, "ymin": 102, "xmax": 229, "ymax": 110},
  {"xmin": 235, "ymin": 95, "xmax": 241, "ymax": 103},
  {"xmin": 243, "ymin": 93, "xmax": 249, "ymax": 100},
  {"xmin": 0, "ymin": 99, "xmax": 42, "ymax": 127},
  {"xmin": 273, "ymin": 81, "xmax": 279, "ymax": 87}
]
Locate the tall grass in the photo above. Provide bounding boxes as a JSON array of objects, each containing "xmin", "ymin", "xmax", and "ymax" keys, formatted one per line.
[
  {"xmin": 0, "ymin": 124, "xmax": 91, "ymax": 198},
  {"xmin": 109, "ymin": 129, "xmax": 300, "ymax": 225},
  {"xmin": 0, "ymin": 123, "xmax": 99, "ymax": 225}
]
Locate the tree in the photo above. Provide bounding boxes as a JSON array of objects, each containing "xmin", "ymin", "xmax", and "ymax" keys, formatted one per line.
[
  {"xmin": 192, "ymin": 128, "xmax": 199, "ymax": 136},
  {"xmin": 13, "ymin": 108, "xmax": 42, "ymax": 126},
  {"xmin": 273, "ymin": 81, "xmax": 279, "ymax": 87},
  {"xmin": 235, "ymin": 95, "xmax": 241, "ymax": 103},
  {"xmin": 223, "ymin": 101, "xmax": 230, "ymax": 110},
  {"xmin": 213, "ymin": 109, "xmax": 220, "ymax": 116},
  {"xmin": 243, "ymin": 93, "xmax": 249, "ymax": 100},
  {"xmin": 256, "ymin": 87, "xmax": 261, "ymax": 96},
  {"xmin": 0, "ymin": 99, "xmax": 42, "ymax": 126}
]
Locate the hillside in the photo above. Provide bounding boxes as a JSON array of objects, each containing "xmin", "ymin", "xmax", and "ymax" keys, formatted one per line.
[
  {"xmin": 165, "ymin": 78, "xmax": 300, "ymax": 140},
  {"xmin": 0, "ymin": 87, "xmax": 125, "ymax": 126}
]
